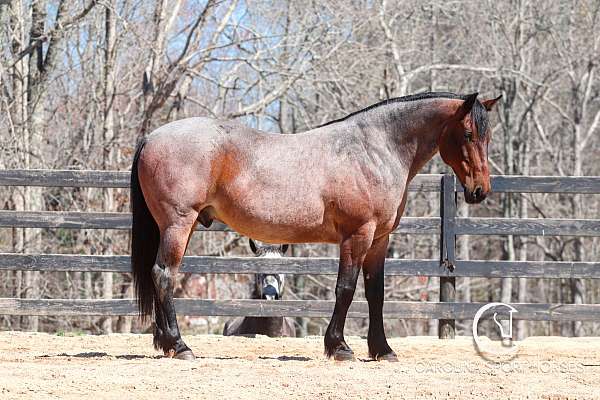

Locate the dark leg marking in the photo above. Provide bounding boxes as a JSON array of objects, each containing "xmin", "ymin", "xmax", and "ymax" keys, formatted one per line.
[
  {"xmin": 324, "ymin": 224, "xmax": 375, "ymax": 361},
  {"xmin": 363, "ymin": 235, "xmax": 397, "ymax": 361},
  {"xmin": 324, "ymin": 261, "xmax": 361, "ymax": 360},
  {"xmin": 151, "ymin": 224, "xmax": 196, "ymax": 360},
  {"xmin": 151, "ymin": 263, "xmax": 194, "ymax": 359}
]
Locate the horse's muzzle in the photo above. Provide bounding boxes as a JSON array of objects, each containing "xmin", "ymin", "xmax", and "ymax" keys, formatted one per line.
[
  {"xmin": 261, "ymin": 284, "xmax": 280, "ymax": 300},
  {"xmin": 464, "ymin": 186, "xmax": 487, "ymax": 204}
]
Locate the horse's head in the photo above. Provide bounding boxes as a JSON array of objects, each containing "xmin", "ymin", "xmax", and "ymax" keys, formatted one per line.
[
  {"xmin": 438, "ymin": 93, "xmax": 501, "ymax": 204},
  {"xmin": 249, "ymin": 239, "xmax": 289, "ymax": 299}
]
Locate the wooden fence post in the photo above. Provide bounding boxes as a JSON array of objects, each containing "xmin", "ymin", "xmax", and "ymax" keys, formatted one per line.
[{"xmin": 439, "ymin": 174, "xmax": 457, "ymax": 339}]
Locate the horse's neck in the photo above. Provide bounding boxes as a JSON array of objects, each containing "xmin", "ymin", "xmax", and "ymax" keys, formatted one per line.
[{"xmin": 331, "ymin": 99, "xmax": 455, "ymax": 182}]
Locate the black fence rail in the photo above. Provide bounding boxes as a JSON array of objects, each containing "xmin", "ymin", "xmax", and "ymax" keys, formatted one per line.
[{"xmin": 1, "ymin": 170, "xmax": 600, "ymax": 338}]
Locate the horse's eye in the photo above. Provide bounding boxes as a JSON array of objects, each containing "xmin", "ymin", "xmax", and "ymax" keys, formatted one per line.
[{"xmin": 464, "ymin": 131, "xmax": 473, "ymax": 142}]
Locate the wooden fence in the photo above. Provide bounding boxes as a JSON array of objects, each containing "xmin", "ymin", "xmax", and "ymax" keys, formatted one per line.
[{"xmin": 1, "ymin": 169, "xmax": 600, "ymax": 338}]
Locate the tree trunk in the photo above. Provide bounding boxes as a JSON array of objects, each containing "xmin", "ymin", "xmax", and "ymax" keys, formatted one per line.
[
  {"xmin": 100, "ymin": 1, "xmax": 117, "ymax": 334},
  {"xmin": 516, "ymin": 140, "xmax": 530, "ymax": 340},
  {"xmin": 8, "ymin": 0, "xmax": 27, "ymax": 331},
  {"xmin": 571, "ymin": 124, "xmax": 584, "ymax": 336}
]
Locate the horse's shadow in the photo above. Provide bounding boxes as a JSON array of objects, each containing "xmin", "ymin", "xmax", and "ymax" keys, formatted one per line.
[
  {"xmin": 196, "ymin": 355, "xmax": 313, "ymax": 362},
  {"xmin": 39, "ymin": 352, "xmax": 159, "ymax": 360},
  {"xmin": 259, "ymin": 355, "xmax": 312, "ymax": 362},
  {"xmin": 41, "ymin": 352, "xmax": 312, "ymax": 362}
]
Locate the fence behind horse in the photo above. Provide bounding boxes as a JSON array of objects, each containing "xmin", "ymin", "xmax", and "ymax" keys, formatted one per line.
[{"xmin": 1, "ymin": 170, "xmax": 599, "ymax": 338}]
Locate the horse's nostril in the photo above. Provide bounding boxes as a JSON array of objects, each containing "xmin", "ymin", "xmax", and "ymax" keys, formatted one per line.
[{"xmin": 474, "ymin": 186, "xmax": 483, "ymax": 198}]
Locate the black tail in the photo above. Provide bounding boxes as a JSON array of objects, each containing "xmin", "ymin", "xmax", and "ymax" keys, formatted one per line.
[{"xmin": 131, "ymin": 137, "xmax": 159, "ymax": 319}]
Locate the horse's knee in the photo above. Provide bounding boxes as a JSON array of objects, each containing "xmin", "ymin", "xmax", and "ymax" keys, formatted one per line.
[
  {"xmin": 335, "ymin": 263, "xmax": 361, "ymax": 301},
  {"xmin": 335, "ymin": 281, "xmax": 356, "ymax": 300}
]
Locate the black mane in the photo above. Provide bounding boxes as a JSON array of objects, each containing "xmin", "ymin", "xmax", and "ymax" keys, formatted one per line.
[{"xmin": 318, "ymin": 91, "xmax": 489, "ymax": 137}]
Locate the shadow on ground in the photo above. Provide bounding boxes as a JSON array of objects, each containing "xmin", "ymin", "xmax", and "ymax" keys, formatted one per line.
[{"xmin": 37, "ymin": 352, "xmax": 159, "ymax": 360}]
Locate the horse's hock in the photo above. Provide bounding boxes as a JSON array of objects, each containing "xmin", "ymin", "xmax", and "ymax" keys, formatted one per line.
[{"xmin": 1, "ymin": 170, "xmax": 600, "ymax": 334}]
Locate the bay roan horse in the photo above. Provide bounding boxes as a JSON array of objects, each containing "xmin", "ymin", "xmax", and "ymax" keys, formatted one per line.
[{"xmin": 131, "ymin": 91, "xmax": 501, "ymax": 361}]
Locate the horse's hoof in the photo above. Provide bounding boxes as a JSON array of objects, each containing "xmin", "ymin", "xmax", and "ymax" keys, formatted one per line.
[
  {"xmin": 333, "ymin": 349, "xmax": 355, "ymax": 362},
  {"xmin": 376, "ymin": 352, "xmax": 398, "ymax": 362},
  {"xmin": 174, "ymin": 350, "xmax": 196, "ymax": 361}
]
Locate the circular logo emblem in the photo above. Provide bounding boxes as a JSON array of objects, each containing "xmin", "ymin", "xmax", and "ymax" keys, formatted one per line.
[{"xmin": 472, "ymin": 302, "xmax": 520, "ymax": 362}]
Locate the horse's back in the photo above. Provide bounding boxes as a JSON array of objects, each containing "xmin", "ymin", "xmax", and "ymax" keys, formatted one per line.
[{"xmin": 146, "ymin": 117, "xmax": 222, "ymax": 143}]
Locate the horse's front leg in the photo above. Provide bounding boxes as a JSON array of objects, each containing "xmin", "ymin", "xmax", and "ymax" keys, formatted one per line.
[
  {"xmin": 363, "ymin": 235, "xmax": 397, "ymax": 361},
  {"xmin": 324, "ymin": 222, "xmax": 375, "ymax": 361},
  {"xmin": 152, "ymin": 224, "xmax": 195, "ymax": 360}
]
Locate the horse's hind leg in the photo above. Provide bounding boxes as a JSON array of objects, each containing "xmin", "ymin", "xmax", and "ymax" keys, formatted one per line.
[
  {"xmin": 152, "ymin": 216, "xmax": 197, "ymax": 360},
  {"xmin": 324, "ymin": 222, "xmax": 375, "ymax": 361},
  {"xmin": 363, "ymin": 235, "xmax": 397, "ymax": 361}
]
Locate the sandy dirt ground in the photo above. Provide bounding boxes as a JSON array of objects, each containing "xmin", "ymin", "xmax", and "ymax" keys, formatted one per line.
[{"xmin": 0, "ymin": 332, "xmax": 599, "ymax": 399}]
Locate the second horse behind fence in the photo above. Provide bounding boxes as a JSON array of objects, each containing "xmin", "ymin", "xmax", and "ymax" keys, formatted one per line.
[{"xmin": 223, "ymin": 239, "xmax": 296, "ymax": 338}]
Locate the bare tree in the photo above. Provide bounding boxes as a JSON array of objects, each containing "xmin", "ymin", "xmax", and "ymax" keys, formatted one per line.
[{"xmin": 1, "ymin": 0, "xmax": 598, "ymax": 337}]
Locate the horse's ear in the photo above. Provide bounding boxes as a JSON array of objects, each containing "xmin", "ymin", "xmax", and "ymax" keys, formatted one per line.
[
  {"xmin": 281, "ymin": 244, "xmax": 289, "ymax": 254},
  {"xmin": 249, "ymin": 238, "xmax": 258, "ymax": 254},
  {"xmin": 481, "ymin": 95, "xmax": 502, "ymax": 111},
  {"xmin": 455, "ymin": 92, "xmax": 478, "ymax": 120}
]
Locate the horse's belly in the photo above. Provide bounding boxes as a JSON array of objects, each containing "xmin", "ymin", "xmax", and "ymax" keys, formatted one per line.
[{"xmin": 213, "ymin": 195, "xmax": 338, "ymax": 244}]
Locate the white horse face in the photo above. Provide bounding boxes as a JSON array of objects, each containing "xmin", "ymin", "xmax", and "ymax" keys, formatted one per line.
[{"xmin": 249, "ymin": 239, "xmax": 289, "ymax": 299}]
